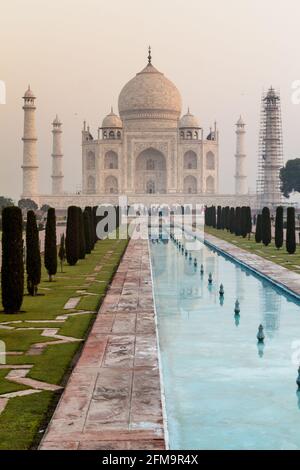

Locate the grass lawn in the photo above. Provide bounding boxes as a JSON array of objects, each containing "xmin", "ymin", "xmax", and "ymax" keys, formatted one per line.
[
  {"xmin": 0, "ymin": 233, "xmax": 128, "ymax": 449},
  {"xmin": 205, "ymin": 226, "xmax": 300, "ymax": 274}
]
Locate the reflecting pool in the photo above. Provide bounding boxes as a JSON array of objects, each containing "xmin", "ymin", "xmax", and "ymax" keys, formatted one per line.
[{"xmin": 150, "ymin": 234, "xmax": 300, "ymax": 450}]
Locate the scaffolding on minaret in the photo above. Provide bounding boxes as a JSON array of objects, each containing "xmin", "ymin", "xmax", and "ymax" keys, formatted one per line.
[{"xmin": 256, "ymin": 87, "xmax": 284, "ymax": 209}]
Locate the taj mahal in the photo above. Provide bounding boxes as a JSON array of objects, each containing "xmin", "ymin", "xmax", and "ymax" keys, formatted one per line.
[{"xmin": 21, "ymin": 49, "xmax": 257, "ymax": 209}]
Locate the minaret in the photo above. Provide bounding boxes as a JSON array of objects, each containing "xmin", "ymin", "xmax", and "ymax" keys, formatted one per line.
[
  {"xmin": 22, "ymin": 86, "xmax": 38, "ymax": 198},
  {"xmin": 51, "ymin": 115, "xmax": 64, "ymax": 194},
  {"xmin": 234, "ymin": 116, "xmax": 248, "ymax": 195}
]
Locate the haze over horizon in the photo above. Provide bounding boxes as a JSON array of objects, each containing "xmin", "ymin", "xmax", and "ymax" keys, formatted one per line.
[{"xmin": 1, "ymin": 0, "xmax": 300, "ymax": 201}]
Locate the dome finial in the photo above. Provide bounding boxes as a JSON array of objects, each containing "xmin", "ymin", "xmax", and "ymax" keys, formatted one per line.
[{"xmin": 148, "ymin": 45, "xmax": 152, "ymax": 65}]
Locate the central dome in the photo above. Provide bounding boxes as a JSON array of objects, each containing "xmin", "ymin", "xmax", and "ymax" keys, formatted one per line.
[{"xmin": 118, "ymin": 62, "xmax": 182, "ymax": 123}]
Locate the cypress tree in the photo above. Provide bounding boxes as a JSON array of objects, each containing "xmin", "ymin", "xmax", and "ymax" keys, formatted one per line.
[
  {"xmin": 26, "ymin": 210, "xmax": 41, "ymax": 295},
  {"xmin": 58, "ymin": 233, "xmax": 66, "ymax": 272},
  {"xmin": 85, "ymin": 206, "xmax": 95, "ymax": 249},
  {"xmin": 91, "ymin": 206, "xmax": 97, "ymax": 247},
  {"xmin": 235, "ymin": 207, "xmax": 241, "ymax": 236},
  {"xmin": 240, "ymin": 206, "xmax": 248, "ymax": 238},
  {"xmin": 93, "ymin": 206, "xmax": 98, "ymax": 243},
  {"xmin": 224, "ymin": 206, "xmax": 230, "ymax": 231},
  {"xmin": 286, "ymin": 206, "xmax": 296, "ymax": 254},
  {"xmin": 205, "ymin": 206, "xmax": 210, "ymax": 226},
  {"xmin": 116, "ymin": 205, "xmax": 121, "ymax": 229},
  {"xmin": 78, "ymin": 207, "xmax": 86, "ymax": 260},
  {"xmin": 83, "ymin": 208, "xmax": 92, "ymax": 254},
  {"xmin": 217, "ymin": 206, "xmax": 222, "ymax": 229},
  {"xmin": 220, "ymin": 207, "xmax": 225, "ymax": 230},
  {"xmin": 261, "ymin": 207, "xmax": 272, "ymax": 246},
  {"xmin": 44, "ymin": 207, "xmax": 57, "ymax": 281},
  {"xmin": 66, "ymin": 205, "xmax": 80, "ymax": 265},
  {"xmin": 212, "ymin": 206, "xmax": 216, "ymax": 228},
  {"xmin": 1, "ymin": 206, "xmax": 24, "ymax": 313},
  {"xmin": 229, "ymin": 207, "xmax": 235, "ymax": 233},
  {"xmin": 255, "ymin": 214, "xmax": 262, "ymax": 243},
  {"xmin": 84, "ymin": 207, "xmax": 93, "ymax": 249},
  {"xmin": 275, "ymin": 206, "xmax": 284, "ymax": 250},
  {"xmin": 246, "ymin": 206, "xmax": 252, "ymax": 239}
]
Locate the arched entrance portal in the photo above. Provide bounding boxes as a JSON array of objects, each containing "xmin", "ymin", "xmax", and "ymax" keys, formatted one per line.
[
  {"xmin": 135, "ymin": 148, "xmax": 167, "ymax": 194},
  {"xmin": 146, "ymin": 180, "xmax": 155, "ymax": 194},
  {"xmin": 184, "ymin": 175, "xmax": 197, "ymax": 194}
]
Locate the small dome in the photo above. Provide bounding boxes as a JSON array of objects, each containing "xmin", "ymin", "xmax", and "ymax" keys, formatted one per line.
[
  {"xmin": 236, "ymin": 115, "xmax": 245, "ymax": 126},
  {"xmin": 179, "ymin": 109, "xmax": 199, "ymax": 128},
  {"xmin": 53, "ymin": 114, "xmax": 61, "ymax": 125},
  {"xmin": 23, "ymin": 85, "xmax": 35, "ymax": 99},
  {"xmin": 102, "ymin": 108, "xmax": 122, "ymax": 128}
]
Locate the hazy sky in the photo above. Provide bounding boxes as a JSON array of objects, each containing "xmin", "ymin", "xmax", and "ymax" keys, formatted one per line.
[{"xmin": 1, "ymin": 0, "xmax": 300, "ymax": 201}]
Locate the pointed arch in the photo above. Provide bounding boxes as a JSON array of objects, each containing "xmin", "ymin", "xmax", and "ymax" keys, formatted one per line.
[
  {"xmin": 87, "ymin": 175, "xmax": 96, "ymax": 193},
  {"xmin": 86, "ymin": 151, "xmax": 95, "ymax": 170},
  {"xmin": 104, "ymin": 150, "xmax": 118, "ymax": 169},
  {"xmin": 206, "ymin": 175, "xmax": 214, "ymax": 193},
  {"xmin": 184, "ymin": 175, "xmax": 197, "ymax": 194},
  {"xmin": 184, "ymin": 150, "xmax": 197, "ymax": 169},
  {"xmin": 135, "ymin": 147, "xmax": 167, "ymax": 193},
  {"xmin": 105, "ymin": 175, "xmax": 118, "ymax": 193},
  {"xmin": 206, "ymin": 151, "xmax": 215, "ymax": 170}
]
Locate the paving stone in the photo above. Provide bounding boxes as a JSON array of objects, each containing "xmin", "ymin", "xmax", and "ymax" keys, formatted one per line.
[
  {"xmin": 112, "ymin": 313, "xmax": 136, "ymax": 334},
  {"xmin": 64, "ymin": 297, "xmax": 81, "ymax": 310}
]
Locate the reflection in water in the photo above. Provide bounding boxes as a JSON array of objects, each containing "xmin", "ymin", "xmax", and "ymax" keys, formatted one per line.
[
  {"xmin": 235, "ymin": 265, "xmax": 245, "ymax": 303},
  {"xmin": 260, "ymin": 283, "xmax": 281, "ymax": 338},
  {"xmin": 234, "ymin": 313, "xmax": 240, "ymax": 327},
  {"xmin": 257, "ymin": 341, "xmax": 265, "ymax": 358},
  {"xmin": 296, "ymin": 390, "xmax": 300, "ymax": 410},
  {"xmin": 205, "ymin": 253, "xmax": 217, "ymax": 277},
  {"xmin": 184, "ymin": 262, "xmax": 196, "ymax": 276}
]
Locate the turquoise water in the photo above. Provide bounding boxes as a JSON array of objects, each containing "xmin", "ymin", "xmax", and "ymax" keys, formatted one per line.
[{"xmin": 150, "ymin": 234, "xmax": 300, "ymax": 450}]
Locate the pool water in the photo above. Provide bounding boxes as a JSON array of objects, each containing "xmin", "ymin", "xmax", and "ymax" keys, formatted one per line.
[{"xmin": 150, "ymin": 234, "xmax": 300, "ymax": 450}]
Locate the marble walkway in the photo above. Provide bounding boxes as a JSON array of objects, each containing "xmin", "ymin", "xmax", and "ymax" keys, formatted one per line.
[
  {"xmin": 204, "ymin": 232, "xmax": 300, "ymax": 299},
  {"xmin": 39, "ymin": 237, "xmax": 165, "ymax": 450}
]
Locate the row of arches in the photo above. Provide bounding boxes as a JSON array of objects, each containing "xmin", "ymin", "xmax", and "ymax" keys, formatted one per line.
[
  {"xmin": 183, "ymin": 150, "xmax": 215, "ymax": 170},
  {"xmin": 86, "ymin": 174, "xmax": 214, "ymax": 194},
  {"xmin": 87, "ymin": 175, "xmax": 118, "ymax": 194},
  {"xmin": 103, "ymin": 130, "xmax": 122, "ymax": 140},
  {"xmin": 86, "ymin": 150, "xmax": 119, "ymax": 170},
  {"xmin": 86, "ymin": 150, "xmax": 215, "ymax": 171},
  {"xmin": 180, "ymin": 130, "xmax": 199, "ymax": 140},
  {"xmin": 183, "ymin": 175, "xmax": 215, "ymax": 193}
]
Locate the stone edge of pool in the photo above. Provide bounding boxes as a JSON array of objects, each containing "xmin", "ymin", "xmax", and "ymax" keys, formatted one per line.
[
  {"xmin": 39, "ymin": 237, "xmax": 166, "ymax": 450},
  {"xmin": 203, "ymin": 232, "xmax": 300, "ymax": 301}
]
